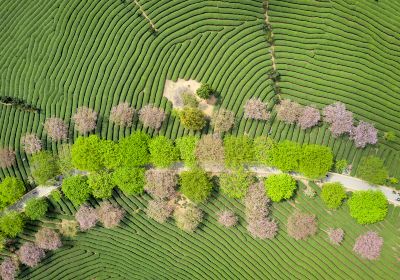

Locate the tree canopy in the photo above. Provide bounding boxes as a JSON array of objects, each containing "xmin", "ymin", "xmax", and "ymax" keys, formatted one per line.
[
  {"xmin": 179, "ymin": 169, "xmax": 212, "ymax": 203},
  {"xmin": 61, "ymin": 176, "xmax": 91, "ymax": 206},
  {"xmin": 88, "ymin": 171, "xmax": 115, "ymax": 199},
  {"xmin": 224, "ymin": 136, "xmax": 255, "ymax": 167},
  {"xmin": 264, "ymin": 174, "xmax": 297, "ymax": 202},
  {"xmin": 118, "ymin": 132, "xmax": 150, "ymax": 167},
  {"xmin": 298, "ymin": 144, "xmax": 333, "ymax": 179},
  {"xmin": 149, "ymin": 136, "xmax": 179, "ymax": 168},
  {"xmin": 24, "ymin": 198, "xmax": 48, "ymax": 220},
  {"xmin": 30, "ymin": 151, "xmax": 60, "ymax": 185},
  {"xmin": 0, "ymin": 177, "xmax": 25, "ymax": 210},
  {"xmin": 348, "ymin": 190, "xmax": 388, "ymax": 224},
  {"xmin": 112, "ymin": 167, "xmax": 145, "ymax": 195},
  {"xmin": 175, "ymin": 136, "xmax": 199, "ymax": 168},
  {"xmin": 219, "ymin": 168, "xmax": 255, "ymax": 199},
  {"xmin": 270, "ymin": 140, "xmax": 301, "ymax": 172},
  {"xmin": 356, "ymin": 156, "xmax": 388, "ymax": 185},
  {"xmin": 321, "ymin": 182, "xmax": 347, "ymax": 209}
]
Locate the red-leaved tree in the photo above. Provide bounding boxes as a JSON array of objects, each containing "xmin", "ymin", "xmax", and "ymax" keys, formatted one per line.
[
  {"xmin": 97, "ymin": 202, "xmax": 125, "ymax": 229},
  {"xmin": 17, "ymin": 242, "xmax": 45, "ymax": 268},
  {"xmin": 350, "ymin": 121, "xmax": 378, "ymax": 148},
  {"xmin": 110, "ymin": 102, "xmax": 135, "ymax": 127},
  {"xmin": 139, "ymin": 105, "xmax": 165, "ymax": 130},
  {"xmin": 35, "ymin": 228, "xmax": 62, "ymax": 251},
  {"xmin": 0, "ymin": 148, "xmax": 16, "ymax": 168},
  {"xmin": 75, "ymin": 205, "xmax": 98, "ymax": 231},
  {"xmin": 298, "ymin": 106, "xmax": 320, "ymax": 129},
  {"xmin": 353, "ymin": 231, "xmax": 383, "ymax": 260},
  {"xmin": 21, "ymin": 134, "xmax": 42, "ymax": 154},
  {"xmin": 287, "ymin": 211, "xmax": 318, "ymax": 240},
  {"xmin": 44, "ymin": 117, "xmax": 68, "ymax": 141},
  {"xmin": 244, "ymin": 98, "xmax": 270, "ymax": 121},
  {"xmin": 72, "ymin": 107, "xmax": 97, "ymax": 134},
  {"xmin": 323, "ymin": 102, "xmax": 353, "ymax": 137}
]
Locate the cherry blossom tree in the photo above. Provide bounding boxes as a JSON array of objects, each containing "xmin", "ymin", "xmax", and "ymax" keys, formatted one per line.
[
  {"xmin": 276, "ymin": 99, "xmax": 303, "ymax": 124},
  {"xmin": 139, "ymin": 105, "xmax": 165, "ymax": 130},
  {"xmin": 211, "ymin": 109, "xmax": 235, "ymax": 133},
  {"xmin": 287, "ymin": 211, "xmax": 318, "ymax": 240},
  {"xmin": 109, "ymin": 102, "xmax": 135, "ymax": 127},
  {"xmin": 217, "ymin": 210, "xmax": 238, "ymax": 228},
  {"xmin": 195, "ymin": 134, "xmax": 224, "ymax": 164},
  {"xmin": 44, "ymin": 117, "xmax": 68, "ymax": 141},
  {"xmin": 35, "ymin": 228, "xmax": 62, "ymax": 250},
  {"xmin": 0, "ymin": 148, "xmax": 16, "ymax": 168},
  {"xmin": 21, "ymin": 134, "xmax": 42, "ymax": 154},
  {"xmin": 323, "ymin": 102, "xmax": 353, "ymax": 137},
  {"xmin": 327, "ymin": 228, "xmax": 344, "ymax": 245},
  {"xmin": 72, "ymin": 107, "xmax": 97, "ymax": 134},
  {"xmin": 298, "ymin": 106, "xmax": 320, "ymax": 129},
  {"xmin": 75, "ymin": 205, "xmax": 98, "ymax": 231},
  {"xmin": 146, "ymin": 199, "xmax": 175, "ymax": 223},
  {"xmin": 0, "ymin": 257, "xmax": 19, "ymax": 280},
  {"xmin": 17, "ymin": 242, "xmax": 45, "ymax": 268},
  {"xmin": 351, "ymin": 121, "xmax": 378, "ymax": 148},
  {"xmin": 353, "ymin": 231, "xmax": 383, "ymax": 260},
  {"xmin": 145, "ymin": 169, "xmax": 177, "ymax": 199},
  {"xmin": 244, "ymin": 98, "xmax": 270, "ymax": 120},
  {"xmin": 97, "ymin": 202, "xmax": 125, "ymax": 229}
]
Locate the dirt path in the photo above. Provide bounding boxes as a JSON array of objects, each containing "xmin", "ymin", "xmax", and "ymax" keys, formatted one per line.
[{"xmin": 133, "ymin": 0, "xmax": 158, "ymax": 32}]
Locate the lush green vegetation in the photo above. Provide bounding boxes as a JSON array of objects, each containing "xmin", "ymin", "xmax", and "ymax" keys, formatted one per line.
[
  {"xmin": 175, "ymin": 136, "xmax": 199, "ymax": 168},
  {"xmin": 0, "ymin": 211, "xmax": 24, "ymax": 238},
  {"xmin": 24, "ymin": 198, "xmax": 48, "ymax": 220},
  {"xmin": 88, "ymin": 171, "xmax": 114, "ymax": 199},
  {"xmin": 196, "ymin": 83, "xmax": 213, "ymax": 99},
  {"xmin": 321, "ymin": 182, "xmax": 347, "ymax": 209},
  {"xmin": 224, "ymin": 135, "xmax": 255, "ymax": 167},
  {"xmin": 112, "ymin": 167, "xmax": 145, "ymax": 196},
  {"xmin": 356, "ymin": 156, "xmax": 388, "ymax": 185},
  {"xmin": 219, "ymin": 168, "xmax": 254, "ymax": 199},
  {"xmin": 0, "ymin": 177, "xmax": 25, "ymax": 210},
  {"xmin": 348, "ymin": 190, "xmax": 388, "ymax": 225},
  {"xmin": 179, "ymin": 169, "xmax": 212, "ymax": 203},
  {"xmin": 177, "ymin": 108, "xmax": 206, "ymax": 130},
  {"xmin": 149, "ymin": 136, "xmax": 179, "ymax": 167},
  {"xmin": 30, "ymin": 151, "xmax": 60, "ymax": 184},
  {"xmin": 264, "ymin": 174, "xmax": 297, "ymax": 202},
  {"xmin": 299, "ymin": 145, "xmax": 333, "ymax": 179},
  {"xmin": 118, "ymin": 132, "xmax": 150, "ymax": 168},
  {"xmin": 61, "ymin": 176, "xmax": 91, "ymax": 206}
]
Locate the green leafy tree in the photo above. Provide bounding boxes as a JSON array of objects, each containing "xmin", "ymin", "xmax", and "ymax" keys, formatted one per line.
[
  {"xmin": 196, "ymin": 83, "xmax": 213, "ymax": 99},
  {"xmin": 50, "ymin": 189, "xmax": 62, "ymax": 202},
  {"xmin": 264, "ymin": 174, "xmax": 297, "ymax": 202},
  {"xmin": 88, "ymin": 171, "xmax": 114, "ymax": 199},
  {"xmin": 178, "ymin": 107, "xmax": 206, "ymax": 130},
  {"xmin": 334, "ymin": 159, "xmax": 348, "ymax": 174},
  {"xmin": 270, "ymin": 140, "xmax": 302, "ymax": 172},
  {"xmin": 180, "ymin": 169, "xmax": 212, "ymax": 203},
  {"xmin": 58, "ymin": 144, "xmax": 74, "ymax": 176},
  {"xmin": 118, "ymin": 131, "xmax": 150, "ymax": 167},
  {"xmin": 182, "ymin": 93, "xmax": 199, "ymax": 108},
  {"xmin": 0, "ymin": 177, "xmax": 25, "ymax": 210},
  {"xmin": 30, "ymin": 151, "xmax": 59, "ymax": 185},
  {"xmin": 71, "ymin": 135, "xmax": 104, "ymax": 171},
  {"xmin": 175, "ymin": 136, "xmax": 199, "ymax": 168},
  {"xmin": 0, "ymin": 211, "xmax": 24, "ymax": 237},
  {"xmin": 61, "ymin": 176, "xmax": 91, "ymax": 206},
  {"xmin": 112, "ymin": 167, "xmax": 145, "ymax": 195},
  {"xmin": 356, "ymin": 156, "xmax": 388, "ymax": 185},
  {"xmin": 224, "ymin": 136, "xmax": 255, "ymax": 167},
  {"xmin": 149, "ymin": 136, "xmax": 179, "ymax": 168},
  {"xmin": 253, "ymin": 136, "xmax": 277, "ymax": 166},
  {"xmin": 299, "ymin": 144, "xmax": 333, "ymax": 179},
  {"xmin": 348, "ymin": 190, "xmax": 388, "ymax": 224},
  {"xmin": 321, "ymin": 182, "xmax": 347, "ymax": 209},
  {"xmin": 24, "ymin": 198, "xmax": 48, "ymax": 220},
  {"xmin": 219, "ymin": 168, "xmax": 255, "ymax": 199},
  {"xmin": 100, "ymin": 139, "xmax": 122, "ymax": 170}
]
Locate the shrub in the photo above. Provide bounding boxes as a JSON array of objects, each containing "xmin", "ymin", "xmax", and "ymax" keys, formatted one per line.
[
  {"xmin": 178, "ymin": 107, "xmax": 206, "ymax": 130},
  {"xmin": 276, "ymin": 99, "xmax": 303, "ymax": 124},
  {"xmin": 24, "ymin": 198, "xmax": 48, "ymax": 220},
  {"xmin": 75, "ymin": 205, "xmax": 98, "ymax": 231},
  {"xmin": 57, "ymin": 144, "xmax": 74, "ymax": 176},
  {"xmin": 299, "ymin": 144, "xmax": 333, "ymax": 179},
  {"xmin": 179, "ymin": 169, "xmax": 212, "ymax": 203},
  {"xmin": 196, "ymin": 83, "xmax": 213, "ymax": 99},
  {"xmin": 110, "ymin": 102, "xmax": 134, "ymax": 127},
  {"xmin": 0, "ymin": 212, "xmax": 24, "ymax": 238},
  {"xmin": 323, "ymin": 102, "xmax": 353, "ymax": 137},
  {"xmin": 211, "ymin": 109, "xmax": 235, "ymax": 133},
  {"xmin": 174, "ymin": 205, "xmax": 203, "ymax": 233},
  {"xmin": 270, "ymin": 140, "xmax": 301, "ymax": 172},
  {"xmin": 217, "ymin": 210, "xmax": 238, "ymax": 228},
  {"xmin": 97, "ymin": 202, "xmax": 125, "ymax": 229},
  {"xmin": 35, "ymin": 228, "xmax": 62, "ymax": 250},
  {"xmin": 139, "ymin": 105, "xmax": 165, "ymax": 130},
  {"xmin": 43, "ymin": 117, "xmax": 68, "ymax": 141},
  {"xmin": 145, "ymin": 169, "xmax": 177, "ymax": 199},
  {"xmin": 50, "ymin": 189, "xmax": 62, "ymax": 202},
  {"xmin": 0, "ymin": 257, "xmax": 19, "ymax": 280},
  {"xmin": 0, "ymin": 148, "xmax": 16, "ymax": 168},
  {"xmin": 88, "ymin": 171, "xmax": 114, "ymax": 199},
  {"xmin": 244, "ymin": 182, "xmax": 270, "ymax": 221},
  {"xmin": 61, "ymin": 176, "xmax": 91, "ymax": 206},
  {"xmin": 264, "ymin": 174, "xmax": 297, "ymax": 202},
  {"xmin": 303, "ymin": 186, "xmax": 316, "ymax": 198},
  {"xmin": 175, "ymin": 136, "xmax": 199, "ymax": 168},
  {"xmin": 195, "ymin": 134, "xmax": 224, "ymax": 164},
  {"xmin": 384, "ymin": 131, "xmax": 396, "ymax": 141},
  {"xmin": 58, "ymin": 220, "xmax": 78, "ymax": 237},
  {"xmin": 243, "ymin": 98, "xmax": 270, "ymax": 120},
  {"xmin": 219, "ymin": 168, "xmax": 254, "ymax": 199},
  {"xmin": 356, "ymin": 156, "xmax": 388, "ymax": 185},
  {"xmin": 297, "ymin": 106, "xmax": 320, "ymax": 129},
  {"xmin": 327, "ymin": 228, "xmax": 344, "ymax": 245},
  {"xmin": 149, "ymin": 136, "xmax": 179, "ymax": 168},
  {"xmin": 146, "ymin": 199, "xmax": 174, "ymax": 223},
  {"xmin": 348, "ymin": 190, "xmax": 388, "ymax": 224},
  {"xmin": 17, "ymin": 242, "xmax": 45, "ymax": 268},
  {"xmin": 182, "ymin": 92, "xmax": 199, "ymax": 108},
  {"xmin": 247, "ymin": 218, "xmax": 278, "ymax": 239},
  {"xmin": 224, "ymin": 135, "xmax": 254, "ymax": 167},
  {"xmin": 112, "ymin": 167, "xmax": 145, "ymax": 195},
  {"xmin": 71, "ymin": 135, "xmax": 104, "ymax": 171},
  {"xmin": 353, "ymin": 231, "xmax": 383, "ymax": 260},
  {"xmin": 334, "ymin": 159, "xmax": 348, "ymax": 174},
  {"xmin": 118, "ymin": 131, "xmax": 150, "ymax": 168},
  {"xmin": 72, "ymin": 106, "xmax": 97, "ymax": 134},
  {"xmin": 321, "ymin": 182, "xmax": 346, "ymax": 209},
  {"xmin": 21, "ymin": 133, "xmax": 42, "ymax": 154},
  {"xmin": 0, "ymin": 177, "xmax": 25, "ymax": 210},
  {"xmin": 30, "ymin": 151, "xmax": 59, "ymax": 185},
  {"xmin": 351, "ymin": 121, "xmax": 378, "ymax": 148},
  {"xmin": 253, "ymin": 136, "xmax": 276, "ymax": 166},
  {"xmin": 287, "ymin": 211, "xmax": 318, "ymax": 240}
]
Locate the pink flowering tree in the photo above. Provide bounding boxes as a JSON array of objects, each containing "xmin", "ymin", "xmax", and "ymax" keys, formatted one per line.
[
  {"xmin": 146, "ymin": 199, "xmax": 175, "ymax": 223},
  {"xmin": 217, "ymin": 210, "xmax": 238, "ymax": 228},
  {"xmin": 244, "ymin": 98, "xmax": 270, "ymax": 121},
  {"xmin": 298, "ymin": 106, "xmax": 320, "ymax": 129},
  {"xmin": 44, "ymin": 117, "xmax": 68, "ymax": 141},
  {"xmin": 145, "ymin": 169, "xmax": 177, "ymax": 199},
  {"xmin": 353, "ymin": 231, "xmax": 383, "ymax": 260},
  {"xmin": 351, "ymin": 121, "xmax": 378, "ymax": 148},
  {"xmin": 75, "ymin": 205, "xmax": 98, "ymax": 231},
  {"xmin": 17, "ymin": 242, "xmax": 45, "ymax": 268},
  {"xmin": 276, "ymin": 99, "xmax": 303, "ymax": 124},
  {"xmin": 0, "ymin": 257, "xmax": 19, "ymax": 280},
  {"xmin": 139, "ymin": 105, "xmax": 165, "ymax": 130},
  {"xmin": 323, "ymin": 102, "xmax": 353, "ymax": 137},
  {"xmin": 287, "ymin": 211, "xmax": 318, "ymax": 240},
  {"xmin": 327, "ymin": 228, "xmax": 344, "ymax": 245},
  {"xmin": 97, "ymin": 202, "xmax": 125, "ymax": 229},
  {"xmin": 35, "ymin": 228, "xmax": 62, "ymax": 250},
  {"xmin": 109, "ymin": 102, "xmax": 135, "ymax": 127},
  {"xmin": 0, "ymin": 148, "xmax": 16, "ymax": 168},
  {"xmin": 21, "ymin": 134, "xmax": 42, "ymax": 154},
  {"xmin": 72, "ymin": 107, "xmax": 97, "ymax": 134}
]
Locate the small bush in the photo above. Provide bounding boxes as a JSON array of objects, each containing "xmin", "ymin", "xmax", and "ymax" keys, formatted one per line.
[
  {"xmin": 118, "ymin": 131, "xmax": 150, "ymax": 168},
  {"xmin": 21, "ymin": 133, "xmax": 42, "ymax": 154},
  {"xmin": 0, "ymin": 212, "xmax": 24, "ymax": 238},
  {"xmin": 356, "ymin": 156, "xmax": 388, "ymax": 185},
  {"xmin": 219, "ymin": 168, "xmax": 254, "ymax": 199},
  {"xmin": 88, "ymin": 171, "xmax": 114, "ymax": 199},
  {"xmin": 30, "ymin": 151, "xmax": 59, "ymax": 185},
  {"xmin": 195, "ymin": 134, "xmax": 224, "ymax": 164},
  {"xmin": 145, "ymin": 169, "xmax": 177, "ymax": 199},
  {"xmin": 72, "ymin": 106, "xmax": 97, "ymax": 134},
  {"xmin": 287, "ymin": 211, "xmax": 318, "ymax": 240},
  {"xmin": 196, "ymin": 83, "xmax": 213, "ymax": 99},
  {"xmin": 139, "ymin": 105, "xmax": 165, "ymax": 130},
  {"xmin": 348, "ymin": 190, "xmax": 388, "ymax": 224},
  {"xmin": 321, "ymin": 182, "xmax": 347, "ymax": 209},
  {"xmin": 243, "ymin": 98, "xmax": 270, "ymax": 120},
  {"xmin": 211, "ymin": 109, "xmax": 235, "ymax": 133},
  {"xmin": 264, "ymin": 174, "xmax": 297, "ymax": 202},
  {"xmin": 112, "ymin": 167, "xmax": 145, "ymax": 196},
  {"xmin": 43, "ymin": 117, "xmax": 68, "ymax": 141},
  {"xmin": 182, "ymin": 92, "xmax": 199, "ymax": 108},
  {"xmin": 334, "ymin": 159, "xmax": 348, "ymax": 174},
  {"xmin": 75, "ymin": 205, "xmax": 98, "ymax": 231},
  {"xmin": 224, "ymin": 135, "xmax": 254, "ymax": 167},
  {"xmin": 58, "ymin": 220, "xmax": 78, "ymax": 237},
  {"xmin": 0, "ymin": 177, "xmax": 25, "ymax": 210},
  {"xmin": 35, "ymin": 228, "xmax": 62, "ymax": 250},
  {"xmin": 24, "ymin": 198, "xmax": 48, "ymax": 220},
  {"xmin": 50, "ymin": 189, "xmax": 62, "ymax": 202},
  {"xmin": 17, "ymin": 242, "xmax": 45, "ymax": 268},
  {"xmin": 109, "ymin": 102, "xmax": 134, "ymax": 127},
  {"xmin": 353, "ymin": 231, "xmax": 383, "ymax": 260},
  {"xmin": 146, "ymin": 199, "xmax": 174, "ymax": 223},
  {"xmin": 175, "ymin": 136, "xmax": 199, "ymax": 168},
  {"xmin": 303, "ymin": 186, "xmax": 316, "ymax": 198},
  {"xmin": 97, "ymin": 202, "xmax": 125, "ymax": 229},
  {"xmin": 0, "ymin": 257, "xmax": 19, "ymax": 280},
  {"xmin": 174, "ymin": 206, "xmax": 203, "ymax": 233},
  {"xmin": 61, "ymin": 176, "xmax": 91, "ymax": 206},
  {"xmin": 327, "ymin": 228, "xmax": 344, "ymax": 245},
  {"xmin": 149, "ymin": 136, "xmax": 180, "ymax": 168},
  {"xmin": 178, "ymin": 107, "xmax": 206, "ymax": 130},
  {"xmin": 179, "ymin": 169, "xmax": 212, "ymax": 203},
  {"xmin": 384, "ymin": 131, "xmax": 396, "ymax": 142},
  {"xmin": 217, "ymin": 210, "xmax": 238, "ymax": 228}
]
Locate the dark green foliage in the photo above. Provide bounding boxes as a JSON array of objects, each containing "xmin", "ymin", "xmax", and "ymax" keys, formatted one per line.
[
  {"xmin": 88, "ymin": 171, "xmax": 114, "ymax": 199},
  {"xmin": 0, "ymin": 211, "xmax": 24, "ymax": 237},
  {"xmin": 219, "ymin": 168, "xmax": 255, "ymax": 199},
  {"xmin": 356, "ymin": 156, "xmax": 388, "ymax": 185},
  {"xmin": 118, "ymin": 131, "xmax": 150, "ymax": 167},
  {"xmin": 348, "ymin": 190, "xmax": 388, "ymax": 224},
  {"xmin": 321, "ymin": 182, "xmax": 347, "ymax": 209},
  {"xmin": 178, "ymin": 107, "xmax": 206, "ymax": 130},
  {"xmin": 224, "ymin": 136, "xmax": 255, "ymax": 167},
  {"xmin": 149, "ymin": 136, "xmax": 179, "ymax": 168},
  {"xmin": 264, "ymin": 174, "xmax": 297, "ymax": 202},
  {"xmin": 270, "ymin": 140, "xmax": 301, "ymax": 172},
  {"xmin": 0, "ymin": 96, "xmax": 40, "ymax": 113},
  {"xmin": 196, "ymin": 83, "xmax": 213, "ymax": 99},
  {"xmin": 253, "ymin": 136, "xmax": 276, "ymax": 166},
  {"xmin": 61, "ymin": 176, "xmax": 91, "ymax": 206},
  {"xmin": 71, "ymin": 135, "xmax": 104, "ymax": 171},
  {"xmin": 112, "ymin": 167, "xmax": 145, "ymax": 195},
  {"xmin": 180, "ymin": 169, "xmax": 212, "ymax": 203},
  {"xmin": 24, "ymin": 198, "xmax": 48, "ymax": 220},
  {"xmin": 299, "ymin": 145, "xmax": 333, "ymax": 179},
  {"xmin": 175, "ymin": 136, "xmax": 199, "ymax": 168},
  {"xmin": 0, "ymin": 177, "xmax": 25, "ymax": 210},
  {"xmin": 30, "ymin": 151, "xmax": 60, "ymax": 185}
]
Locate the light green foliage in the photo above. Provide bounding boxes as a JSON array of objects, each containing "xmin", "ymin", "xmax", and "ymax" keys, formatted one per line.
[
  {"xmin": 270, "ymin": 140, "xmax": 301, "ymax": 172},
  {"xmin": 71, "ymin": 135, "xmax": 104, "ymax": 171},
  {"xmin": 321, "ymin": 182, "xmax": 346, "ymax": 209},
  {"xmin": 178, "ymin": 107, "xmax": 206, "ymax": 130},
  {"xmin": 264, "ymin": 174, "xmax": 297, "ymax": 202},
  {"xmin": 24, "ymin": 198, "xmax": 48, "ymax": 220},
  {"xmin": 118, "ymin": 131, "xmax": 150, "ymax": 167},
  {"xmin": 384, "ymin": 131, "xmax": 396, "ymax": 141},
  {"xmin": 356, "ymin": 156, "xmax": 388, "ymax": 185},
  {"xmin": 0, "ymin": 211, "xmax": 24, "ymax": 237},
  {"xmin": 100, "ymin": 139, "xmax": 122, "ymax": 170},
  {"xmin": 61, "ymin": 176, "xmax": 91, "ymax": 206},
  {"xmin": 180, "ymin": 169, "xmax": 212, "ymax": 203},
  {"xmin": 182, "ymin": 93, "xmax": 199, "ymax": 108},
  {"xmin": 149, "ymin": 136, "xmax": 179, "ymax": 168},
  {"xmin": 88, "ymin": 171, "xmax": 114, "ymax": 199},
  {"xmin": 30, "ymin": 151, "xmax": 60, "ymax": 185},
  {"xmin": 0, "ymin": 177, "xmax": 25, "ymax": 210},
  {"xmin": 299, "ymin": 145, "xmax": 333, "ymax": 179},
  {"xmin": 348, "ymin": 190, "xmax": 388, "ymax": 224},
  {"xmin": 112, "ymin": 167, "xmax": 145, "ymax": 195},
  {"xmin": 224, "ymin": 135, "xmax": 254, "ymax": 167},
  {"xmin": 50, "ymin": 189, "xmax": 62, "ymax": 202},
  {"xmin": 334, "ymin": 159, "xmax": 348, "ymax": 174},
  {"xmin": 219, "ymin": 168, "xmax": 255, "ymax": 199},
  {"xmin": 58, "ymin": 144, "xmax": 74, "ymax": 176},
  {"xmin": 196, "ymin": 83, "xmax": 213, "ymax": 99},
  {"xmin": 253, "ymin": 136, "xmax": 276, "ymax": 166},
  {"xmin": 175, "ymin": 136, "xmax": 199, "ymax": 168}
]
